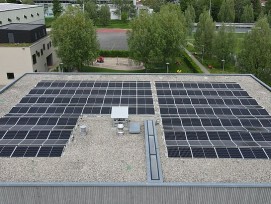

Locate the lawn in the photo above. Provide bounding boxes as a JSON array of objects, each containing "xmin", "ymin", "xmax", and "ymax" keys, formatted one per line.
[
  {"xmin": 185, "ymin": 33, "xmax": 246, "ymax": 74},
  {"xmin": 96, "ymin": 20, "xmax": 131, "ymax": 29}
]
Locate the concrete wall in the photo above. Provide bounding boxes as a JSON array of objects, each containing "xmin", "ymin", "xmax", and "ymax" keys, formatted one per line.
[
  {"xmin": 0, "ymin": 46, "xmax": 32, "ymax": 85},
  {"xmin": 0, "ymin": 184, "xmax": 271, "ymax": 204},
  {"xmin": 0, "ymin": 36, "xmax": 54, "ymax": 85},
  {"xmin": 0, "ymin": 6, "xmax": 44, "ymax": 26},
  {"xmin": 30, "ymin": 36, "xmax": 54, "ymax": 72}
]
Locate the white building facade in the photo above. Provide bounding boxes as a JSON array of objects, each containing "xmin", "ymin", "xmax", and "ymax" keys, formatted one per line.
[
  {"xmin": 0, "ymin": 3, "xmax": 44, "ymax": 26},
  {"xmin": 0, "ymin": 3, "xmax": 57, "ymax": 85}
]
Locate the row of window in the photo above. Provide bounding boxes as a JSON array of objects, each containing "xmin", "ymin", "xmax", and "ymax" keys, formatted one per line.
[
  {"xmin": 32, "ymin": 41, "xmax": 52, "ymax": 65},
  {"xmin": 0, "ymin": 13, "xmax": 40, "ymax": 25}
]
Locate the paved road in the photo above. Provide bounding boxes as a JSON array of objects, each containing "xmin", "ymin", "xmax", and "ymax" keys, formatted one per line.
[{"xmin": 97, "ymin": 29, "xmax": 128, "ymax": 51}]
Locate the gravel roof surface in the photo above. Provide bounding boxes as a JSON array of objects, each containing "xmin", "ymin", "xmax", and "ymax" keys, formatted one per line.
[{"xmin": 0, "ymin": 73, "xmax": 271, "ymax": 183}]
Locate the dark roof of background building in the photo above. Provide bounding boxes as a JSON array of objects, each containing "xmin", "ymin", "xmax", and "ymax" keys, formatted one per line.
[{"xmin": 0, "ymin": 23, "xmax": 44, "ymax": 31}]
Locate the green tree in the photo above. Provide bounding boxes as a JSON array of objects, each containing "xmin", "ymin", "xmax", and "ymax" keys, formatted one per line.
[
  {"xmin": 85, "ymin": 1, "xmax": 99, "ymax": 25},
  {"xmin": 209, "ymin": 0, "xmax": 223, "ymax": 21},
  {"xmin": 212, "ymin": 24, "xmax": 236, "ymax": 66},
  {"xmin": 251, "ymin": 0, "xmax": 262, "ymax": 20},
  {"xmin": 185, "ymin": 4, "xmax": 196, "ymax": 36},
  {"xmin": 52, "ymin": 0, "xmax": 63, "ymax": 17},
  {"xmin": 99, "ymin": 5, "xmax": 111, "ymax": 26},
  {"xmin": 128, "ymin": 4, "xmax": 187, "ymax": 70},
  {"xmin": 51, "ymin": 6, "xmax": 99, "ymax": 71},
  {"xmin": 194, "ymin": 10, "xmax": 216, "ymax": 58},
  {"xmin": 268, "ymin": 11, "xmax": 271, "ymax": 27},
  {"xmin": 6, "ymin": 0, "xmax": 16, "ymax": 3},
  {"xmin": 241, "ymin": 4, "xmax": 254, "ymax": 23},
  {"xmin": 234, "ymin": 0, "xmax": 250, "ymax": 22},
  {"xmin": 265, "ymin": 0, "xmax": 271, "ymax": 14},
  {"xmin": 21, "ymin": 0, "xmax": 34, "ymax": 4},
  {"xmin": 112, "ymin": 0, "xmax": 136, "ymax": 20},
  {"xmin": 141, "ymin": 0, "xmax": 165, "ymax": 12},
  {"xmin": 0, "ymin": 0, "xmax": 6, "ymax": 2},
  {"xmin": 218, "ymin": 0, "xmax": 235, "ymax": 22},
  {"xmin": 238, "ymin": 17, "xmax": 271, "ymax": 82}
]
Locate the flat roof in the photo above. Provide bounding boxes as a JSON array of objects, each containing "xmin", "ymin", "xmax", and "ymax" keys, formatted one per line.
[
  {"xmin": 0, "ymin": 3, "xmax": 41, "ymax": 12},
  {"xmin": 0, "ymin": 23, "xmax": 44, "ymax": 31},
  {"xmin": 0, "ymin": 73, "xmax": 271, "ymax": 183}
]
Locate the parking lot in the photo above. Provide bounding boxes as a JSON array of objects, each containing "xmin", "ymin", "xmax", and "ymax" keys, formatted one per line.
[{"xmin": 97, "ymin": 29, "xmax": 128, "ymax": 51}]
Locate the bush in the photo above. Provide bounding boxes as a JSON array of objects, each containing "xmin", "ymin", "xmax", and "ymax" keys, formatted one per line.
[
  {"xmin": 182, "ymin": 51, "xmax": 203, "ymax": 73},
  {"xmin": 99, "ymin": 50, "xmax": 129, "ymax": 57}
]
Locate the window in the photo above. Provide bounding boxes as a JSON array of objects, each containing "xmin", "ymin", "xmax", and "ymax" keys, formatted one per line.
[
  {"xmin": 7, "ymin": 73, "xmax": 14, "ymax": 79},
  {"xmin": 32, "ymin": 54, "xmax": 37, "ymax": 64},
  {"xmin": 0, "ymin": 21, "xmax": 2, "ymax": 25},
  {"xmin": 34, "ymin": 70, "xmax": 37, "ymax": 72},
  {"xmin": 49, "ymin": 41, "xmax": 52, "ymax": 47},
  {"xmin": 47, "ymin": 43, "xmax": 49, "ymax": 49},
  {"xmin": 16, "ymin": 17, "xmax": 20, "ymax": 20},
  {"xmin": 43, "ymin": 44, "xmax": 45, "ymax": 50},
  {"xmin": 8, "ymin": 18, "xmax": 12, "ymax": 22},
  {"xmin": 37, "ymin": 13, "xmax": 40, "ymax": 16},
  {"xmin": 24, "ymin": 15, "xmax": 27, "ymax": 19},
  {"xmin": 35, "ymin": 33, "xmax": 37, "ymax": 40},
  {"xmin": 31, "ymin": 14, "xmax": 34, "ymax": 17},
  {"xmin": 41, "ymin": 49, "xmax": 43, "ymax": 56},
  {"xmin": 36, "ymin": 51, "xmax": 40, "ymax": 57}
]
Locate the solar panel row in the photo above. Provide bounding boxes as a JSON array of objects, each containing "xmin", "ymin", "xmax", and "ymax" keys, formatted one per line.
[
  {"xmin": 168, "ymin": 147, "xmax": 271, "ymax": 159},
  {"xmin": 156, "ymin": 81, "xmax": 271, "ymax": 159},
  {"xmin": 0, "ymin": 80, "xmax": 154, "ymax": 157},
  {"xmin": 0, "ymin": 145, "xmax": 64, "ymax": 157}
]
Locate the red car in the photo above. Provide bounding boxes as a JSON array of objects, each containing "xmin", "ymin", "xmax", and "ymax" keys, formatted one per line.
[{"xmin": 97, "ymin": 56, "xmax": 104, "ymax": 63}]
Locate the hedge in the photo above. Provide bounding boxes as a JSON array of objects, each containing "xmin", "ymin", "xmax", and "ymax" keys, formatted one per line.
[
  {"xmin": 99, "ymin": 50, "xmax": 129, "ymax": 57},
  {"xmin": 182, "ymin": 51, "xmax": 203, "ymax": 73}
]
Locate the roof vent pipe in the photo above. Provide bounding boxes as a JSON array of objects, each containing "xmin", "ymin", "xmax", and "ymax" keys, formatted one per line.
[{"xmin": 80, "ymin": 125, "xmax": 87, "ymax": 136}]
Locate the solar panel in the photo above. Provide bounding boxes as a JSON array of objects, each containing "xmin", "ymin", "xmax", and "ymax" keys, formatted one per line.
[
  {"xmin": 0, "ymin": 80, "xmax": 154, "ymax": 157},
  {"xmin": 156, "ymin": 81, "xmax": 271, "ymax": 159}
]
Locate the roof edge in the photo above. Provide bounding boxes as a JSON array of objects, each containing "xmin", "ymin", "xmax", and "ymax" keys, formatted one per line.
[
  {"xmin": 1, "ymin": 181, "xmax": 271, "ymax": 188},
  {"xmin": 1, "ymin": 73, "xmax": 270, "ymax": 94}
]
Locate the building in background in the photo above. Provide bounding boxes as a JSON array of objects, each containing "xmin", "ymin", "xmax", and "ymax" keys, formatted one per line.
[
  {"xmin": 0, "ymin": 3, "xmax": 44, "ymax": 26},
  {"xmin": 34, "ymin": 0, "xmax": 136, "ymax": 19},
  {"xmin": 0, "ymin": 3, "xmax": 57, "ymax": 85}
]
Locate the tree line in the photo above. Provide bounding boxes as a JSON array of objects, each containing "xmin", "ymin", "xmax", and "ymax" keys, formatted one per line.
[
  {"xmin": 143, "ymin": 0, "xmax": 271, "ymax": 23},
  {"xmin": 51, "ymin": 3, "xmax": 271, "ymax": 84}
]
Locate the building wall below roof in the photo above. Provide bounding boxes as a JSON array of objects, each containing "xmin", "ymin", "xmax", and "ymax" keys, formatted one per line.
[
  {"xmin": 0, "ymin": 6, "xmax": 44, "ymax": 26},
  {"xmin": 0, "ymin": 185, "xmax": 271, "ymax": 204},
  {"xmin": 0, "ymin": 36, "xmax": 56, "ymax": 85}
]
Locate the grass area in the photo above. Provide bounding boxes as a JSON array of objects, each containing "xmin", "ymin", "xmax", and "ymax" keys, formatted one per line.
[
  {"xmin": 0, "ymin": 43, "xmax": 32, "ymax": 47},
  {"xmin": 45, "ymin": 17, "xmax": 55, "ymax": 28},
  {"xmin": 193, "ymin": 55, "xmax": 239, "ymax": 74},
  {"xmin": 97, "ymin": 20, "xmax": 131, "ymax": 29}
]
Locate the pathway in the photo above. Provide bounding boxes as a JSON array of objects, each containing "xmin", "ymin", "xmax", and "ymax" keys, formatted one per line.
[{"xmin": 184, "ymin": 48, "xmax": 210, "ymax": 74}]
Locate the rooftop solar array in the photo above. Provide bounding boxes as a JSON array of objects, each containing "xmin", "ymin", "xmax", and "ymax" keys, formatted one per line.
[
  {"xmin": 0, "ymin": 80, "xmax": 154, "ymax": 157},
  {"xmin": 156, "ymin": 81, "xmax": 271, "ymax": 159}
]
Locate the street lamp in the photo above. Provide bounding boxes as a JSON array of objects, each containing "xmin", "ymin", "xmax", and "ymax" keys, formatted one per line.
[
  {"xmin": 221, "ymin": 59, "xmax": 225, "ymax": 73},
  {"xmin": 166, "ymin": 62, "xmax": 169, "ymax": 73}
]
